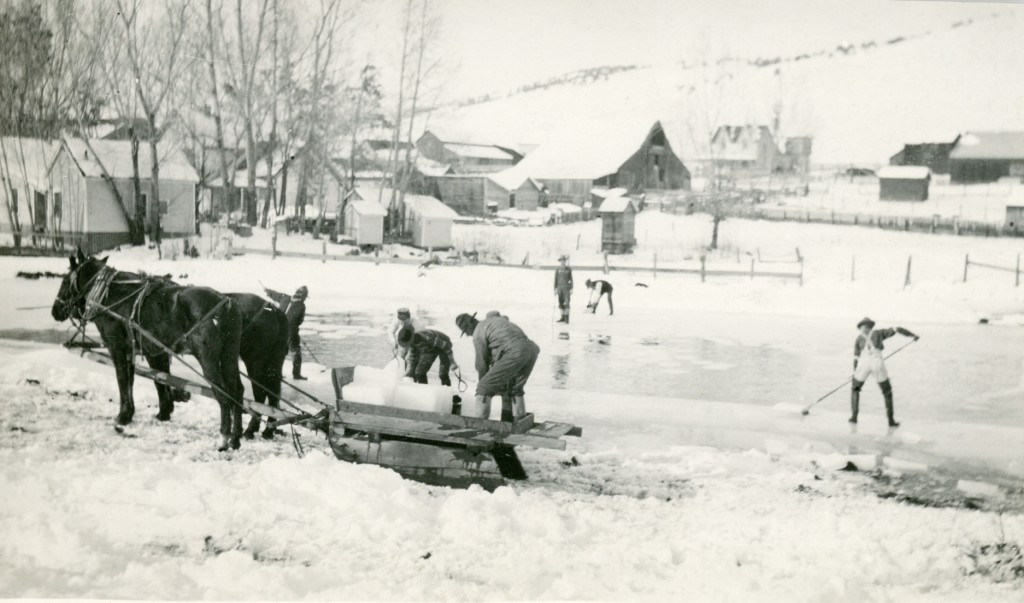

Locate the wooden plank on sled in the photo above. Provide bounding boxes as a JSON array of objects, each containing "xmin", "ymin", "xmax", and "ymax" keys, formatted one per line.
[
  {"xmin": 70, "ymin": 348, "xmax": 295, "ymax": 422},
  {"xmin": 335, "ymin": 399, "xmax": 536, "ymax": 434},
  {"xmin": 332, "ymin": 411, "xmax": 570, "ymax": 451}
]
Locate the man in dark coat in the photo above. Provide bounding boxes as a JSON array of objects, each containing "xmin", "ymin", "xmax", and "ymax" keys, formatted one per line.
[
  {"xmin": 265, "ymin": 285, "xmax": 308, "ymax": 379},
  {"xmin": 456, "ymin": 312, "xmax": 539, "ymax": 421},
  {"xmin": 398, "ymin": 326, "xmax": 459, "ymax": 386},
  {"xmin": 554, "ymin": 254, "xmax": 573, "ymax": 324},
  {"xmin": 850, "ymin": 317, "xmax": 919, "ymax": 427},
  {"xmin": 585, "ymin": 278, "xmax": 614, "ymax": 315}
]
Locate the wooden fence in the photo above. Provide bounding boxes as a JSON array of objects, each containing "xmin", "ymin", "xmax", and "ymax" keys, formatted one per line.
[{"xmin": 963, "ymin": 254, "xmax": 1022, "ymax": 287}]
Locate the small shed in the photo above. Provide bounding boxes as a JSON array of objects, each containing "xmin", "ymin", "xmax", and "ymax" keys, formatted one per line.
[
  {"xmin": 598, "ymin": 196, "xmax": 638, "ymax": 254},
  {"xmin": 878, "ymin": 166, "xmax": 930, "ymax": 202},
  {"xmin": 344, "ymin": 200, "xmax": 386, "ymax": 246},
  {"xmin": 404, "ymin": 194, "xmax": 459, "ymax": 249},
  {"xmin": 1006, "ymin": 205, "xmax": 1024, "ymax": 229}
]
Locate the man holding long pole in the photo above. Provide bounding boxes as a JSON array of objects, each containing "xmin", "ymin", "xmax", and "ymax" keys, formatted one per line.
[{"xmin": 850, "ymin": 317, "xmax": 919, "ymax": 427}]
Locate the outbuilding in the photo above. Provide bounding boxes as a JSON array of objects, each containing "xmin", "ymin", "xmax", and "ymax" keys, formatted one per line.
[
  {"xmin": 878, "ymin": 166, "xmax": 930, "ymax": 201},
  {"xmin": 404, "ymin": 194, "xmax": 459, "ymax": 249},
  {"xmin": 1006, "ymin": 205, "xmax": 1024, "ymax": 230},
  {"xmin": 598, "ymin": 195, "xmax": 638, "ymax": 254},
  {"xmin": 949, "ymin": 131, "xmax": 1024, "ymax": 183},
  {"xmin": 343, "ymin": 200, "xmax": 386, "ymax": 246}
]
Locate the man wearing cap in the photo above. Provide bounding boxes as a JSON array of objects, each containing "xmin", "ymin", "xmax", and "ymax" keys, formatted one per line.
[
  {"xmin": 265, "ymin": 285, "xmax": 309, "ymax": 380},
  {"xmin": 455, "ymin": 312, "xmax": 539, "ymax": 421},
  {"xmin": 388, "ymin": 307, "xmax": 424, "ymax": 364},
  {"xmin": 851, "ymin": 317, "xmax": 919, "ymax": 427},
  {"xmin": 585, "ymin": 278, "xmax": 614, "ymax": 315},
  {"xmin": 398, "ymin": 326, "xmax": 459, "ymax": 386},
  {"xmin": 554, "ymin": 255, "xmax": 573, "ymax": 324}
]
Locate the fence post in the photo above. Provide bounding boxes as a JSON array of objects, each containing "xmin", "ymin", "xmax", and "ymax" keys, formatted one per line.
[
  {"xmin": 904, "ymin": 255, "xmax": 912, "ymax": 289},
  {"xmin": 1017, "ymin": 253, "xmax": 1020, "ymax": 287},
  {"xmin": 375, "ymin": 248, "xmax": 380, "ymax": 266},
  {"xmin": 653, "ymin": 252, "xmax": 657, "ymax": 279},
  {"xmin": 603, "ymin": 252, "xmax": 609, "ymax": 275},
  {"xmin": 576, "ymin": 233, "xmax": 580, "ymax": 251},
  {"xmin": 271, "ymin": 227, "xmax": 277, "ymax": 259},
  {"xmin": 750, "ymin": 257, "xmax": 755, "ymax": 280},
  {"xmin": 700, "ymin": 255, "xmax": 706, "ymax": 283},
  {"xmin": 963, "ymin": 254, "xmax": 969, "ymax": 283},
  {"xmin": 799, "ymin": 256, "xmax": 804, "ymax": 287},
  {"xmin": 322, "ymin": 240, "xmax": 326, "ymax": 263}
]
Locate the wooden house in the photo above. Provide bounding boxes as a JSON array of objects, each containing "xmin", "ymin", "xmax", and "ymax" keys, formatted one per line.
[
  {"xmin": 598, "ymin": 195, "xmax": 638, "ymax": 254},
  {"xmin": 878, "ymin": 166, "xmax": 930, "ymax": 201},
  {"xmin": 48, "ymin": 138, "xmax": 198, "ymax": 252},
  {"xmin": 404, "ymin": 194, "xmax": 459, "ymax": 249},
  {"xmin": 889, "ymin": 137, "xmax": 958, "ymax": 175},
  {"xmin": 431, "ymin": 172, "xmax": 542, "ymax": 217},
  {"xmin": 949, "ymin": 131, "xmax": 1024, "ymax": 183},
  {"xmin": 1006, "ymin": 205, "xmax": 1024, "ymax": 230},
  {"xmin": 501, "ymin": 120, "xmax": 689, "ymax": 206},
  {"xmin": 343, "ymin": 200, "xmax": 386, "ymax": 246},
  {"xmin": 416, "ymin": 131, "xmax": 519, "ymax": 174},
  {"xmin": 0, "ymin": 137, "xmax": 60, "ymax": 239},
  {"xmin": 709, "ymin": 125, "xmax": 783, "ymax": 174}
]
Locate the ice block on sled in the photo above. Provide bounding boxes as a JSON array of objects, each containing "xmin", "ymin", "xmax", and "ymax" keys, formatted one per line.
[
  {"xmin": 393, "ymin": 383, "xmax": 455, "ymax": 414},
  {"xmin": 340, "ymin": 383, "xmax": 395, "ymax": 406}
]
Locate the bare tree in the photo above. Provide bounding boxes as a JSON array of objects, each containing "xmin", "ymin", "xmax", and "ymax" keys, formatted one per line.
[{"xmin": 113, "ymin": 0, "xmax": 193, "ymax": 247}]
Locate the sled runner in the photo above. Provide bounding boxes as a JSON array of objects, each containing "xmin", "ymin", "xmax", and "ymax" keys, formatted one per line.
[{"xmin": 67, "ymin": 345, "xmax": 582, "ymax": 490}]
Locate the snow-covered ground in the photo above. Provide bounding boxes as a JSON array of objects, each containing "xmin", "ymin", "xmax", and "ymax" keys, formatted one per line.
[{"xmin": 2, "ymin": 215, "xmax": 1023, "ymax": 599}]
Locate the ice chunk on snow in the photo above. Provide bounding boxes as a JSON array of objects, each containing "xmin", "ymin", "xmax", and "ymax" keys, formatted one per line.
[
  {"xmin": 957, "ymin": 480, "xmax": 1003, "ymax": 499},
  {"xmin": 882, "ymin": 457, "xmax": 928, "ymax": 472}
]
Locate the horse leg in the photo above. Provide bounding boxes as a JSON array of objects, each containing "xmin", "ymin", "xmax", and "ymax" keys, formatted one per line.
[
  {"xmin": 108, "ymin": 341, "xmax": 136, "ymax": 426},
  {"xmin": 243, "ymin": 360, "xmax": 262, "ymax": 439},
  {"xmin": 145, "ymin": 352, "xmax": 174, "ymax": 421},
  {"xmin": 261, "ymin": 361, "xmax": 282, "ymax": 440}
]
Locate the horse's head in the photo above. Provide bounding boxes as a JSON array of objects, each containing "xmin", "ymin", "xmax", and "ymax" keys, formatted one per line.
[{"xmin": 52, "ymin": 248, "xmax": 108, "ymax": 322}]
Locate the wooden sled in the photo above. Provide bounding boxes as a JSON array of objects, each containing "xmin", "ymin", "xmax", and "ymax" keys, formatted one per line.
[{"xmin": 68, "ymin": 346, "xmax": 582, "ymax": 490}]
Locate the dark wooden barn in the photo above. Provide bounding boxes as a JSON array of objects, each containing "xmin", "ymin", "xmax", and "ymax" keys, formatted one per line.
[
  {"xmin": 889, "ymin": 136, "xmax": 959, "ymax": 174},
  {"xmin": 949, "ymin": 131, "xmax": 1024, "ymax": 183},
  {"xmin": 878, "ymin": 166, "xmax": 930, "ymax": 201},
  {"xmin": 598, "ymin": 195, "xmax": 638, "ymax": 253}
]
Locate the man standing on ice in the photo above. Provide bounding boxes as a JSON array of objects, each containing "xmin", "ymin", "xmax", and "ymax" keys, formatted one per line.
[
  {"xmin": 398, "ymin": 326, "xmax": 459, "ymax": 386},
  {"xmin": 265, "ymin": 285, "xmax": 309, "ymax": 380},
  {"xmin": 585, "ymin": 278, "xmax": 614, "ymax": 315},
  {"xmin": 455, "ymin": 312, "xmax": 539, "ymax": 422},
  {"xmin": 850, "ymin": 317, "xmax": 919, "ymax": 427},
  {"xmin": 554, "ymin": 255, "xmax": 573, "ymax": 324}
]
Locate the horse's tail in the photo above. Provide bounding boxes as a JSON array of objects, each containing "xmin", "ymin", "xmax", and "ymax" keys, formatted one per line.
[{"xmin": 219, "ymin": 297, "xmax": 245, "ymax": 405}]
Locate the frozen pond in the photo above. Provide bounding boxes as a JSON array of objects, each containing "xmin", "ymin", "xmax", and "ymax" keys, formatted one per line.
[{"xmin": 300, "ymin": 309, "xmax": 1024, "ymax": 428}]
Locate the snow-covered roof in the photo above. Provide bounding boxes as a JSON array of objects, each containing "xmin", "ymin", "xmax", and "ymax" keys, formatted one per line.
[
  {"xmin": 354, "ymin": 184, "xmax": 395, "ymax": 205},
  {"xmin": 1, "ymin": 137, "xmax": 59, "ymax": 190},
  {"xmin": 60, "ymin": 138, "xmax": 199, "ymax": 182},
  {"xmin": 348, "ymin": 200, "xmax": 387, "ymax": 216},
  {"xmin": 416, "ymin": 156, "xmax": 453, "ymax": 176},
  {"xmin": 548, "ymin": 202, "xmax": 582, "ymax": 213},
  {"xmin": 877, "ymin": 166, "xmax": 930, "ymax": 180},
  {"xmin": 499, "ymin": 119, "xmax": 669, "ymax": 182},
  {"xmin": 444, "ymin": 142, "xmax": 515, "ymax": 161},
  {"xmin": 711, "ymin": 125, "xmax": 774, "ymax": 162},
  {"xmin": 598, "ymin": 196, "xmax": 638, "ymax": 213},
  {"xmin": 487, "ymin": 169, "xmax": 542, "ymax": 192},
  {"xmin": 591, "ymin": 186, "xmax": 629, "ymax": 199},
  {"xmin": 405, "ymin": 194, "xmax": 459, "ymax": 219},
  {"xmin": 950, "ymin": 131, "xmax": 1024, "ymax": 160}
]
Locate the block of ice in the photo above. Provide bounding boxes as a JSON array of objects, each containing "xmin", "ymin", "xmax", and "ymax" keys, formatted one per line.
[
  {"xmin": 393, "ymin": 383, "xmax": 454, "ymax": 414},
  {"xmin": 340, "ymin": 383, "xmax": 394, "ymax": 406}
]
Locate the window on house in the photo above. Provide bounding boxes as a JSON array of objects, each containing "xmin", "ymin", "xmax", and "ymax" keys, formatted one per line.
[
  {"xmin": 9, "ymin": 188, "xmax": 17, "ymax": 214},
  {"xmin": 509, "ymin": 193, "xmax": 516, "ymax": 209},
  {"xmin": 159, "ymin": 200, "xmax": 169, "ymax": 215},
  {"xmin": 53, "ymin": 192, "xmax": 62, "ymax": 220}
]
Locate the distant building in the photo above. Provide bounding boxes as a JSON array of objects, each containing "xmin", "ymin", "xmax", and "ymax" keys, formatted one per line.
[
  {"xmin": 49, "ymin": 138, "xmax": 199, "ymax": 252},
  {"xmin": 416, "ymin": 131, "xmax": 520, "ymax": 174},
  {"xmin": 431, "ymin": 173, "xmax": 542, "ymax": 216},
  {"xmin": 949, "ymin": 131, "xmax": 1024, "ymax": 183},
  {"xmin": 499, "ymin": 120, "xmax": 689, "ymax": 206},
  {"xmin": 878, "ymin": 166, "xmax": 930, "ymax": 201},
  {"xmin": 1006, "ymin": 205, "xmax": 1024, "ymax": 230},
  {"xmin": 598, "ymin": 195, "xmax": 638, "ymax": 254},
  {"xmin": 783, "ymin": 136, "xmax": 814, "ymax": 174},
  {"xmin": 709, "ymin": 125, "xmax": 783, "ymax": 174},
  {"xmin": 343, "ymin": 200, "xmax": 386, "ymax": 246},
  {"xmin": 403, "ymin": 194, "xmax": 459, "ymax": 249},
  {"xmin": 889, "ymin": 137, "xmax": 958, "ymax": 174},
  {"xmin": 0, "ymin": 137, "xmax": 60, "ymax": 238}
]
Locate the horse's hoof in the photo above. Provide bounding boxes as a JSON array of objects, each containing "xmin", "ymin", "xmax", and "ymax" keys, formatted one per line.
[
  {"xmin": 243, "ymin": 430, "xmax": 255, "ymax": 440},
  {"xmin": 261, "ymin": 430, "xmax": 275, "ymax": 440},
  {"xmin": 230, "ymin": 438, "xmax": 241, "ymax": 450},
  {"xmin": 155, "ymin": 413, "xmax": 172, "ymax": 422},
  {"xmin": 116, "ymin": 413, "xmax": 132, "ymax": 426}
]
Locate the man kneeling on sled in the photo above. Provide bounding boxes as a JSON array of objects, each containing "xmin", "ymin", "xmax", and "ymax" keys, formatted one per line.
[
  {"xmin": 851, "ymin": 317, "xmax": 919, "ymax": 428},
  {"xmin": 455, "ymin": 312, "xmax": 539, "ymax": 422}
]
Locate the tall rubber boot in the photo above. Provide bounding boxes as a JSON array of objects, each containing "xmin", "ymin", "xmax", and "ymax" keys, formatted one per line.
[
  {"xmin": 881, "ymin": 381, "xmax": 899, "ymax": 428},
  {"xmin": 474, "ymin": 395, "xmax": 492, "ymax": 420},
  {"xmin": 500, "ymin": 395, "xmax": 514, "ymax": 422},
  {"xmin": 564, "ymin": 309, "xmax": 570, "ymax": 324},
  {"xmin": 849, "ymin": 390, "xmax": 859, "ymax": 424},
  {"xmin": 512, "ymin": 395, "xmax": 527, "ymax": 420},
  {"xmin": 292, "ymin": 350, "xmax": 306, "ymax": 380}
]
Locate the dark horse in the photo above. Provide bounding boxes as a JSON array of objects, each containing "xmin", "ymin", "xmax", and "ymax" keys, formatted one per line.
[
  {"xmin": 52, "ymin": 250, "xmax": 246, "ymax": 450},
  {"xmin": 230, "ymin": 293, "xmax": 289, "ymax": 440}
]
